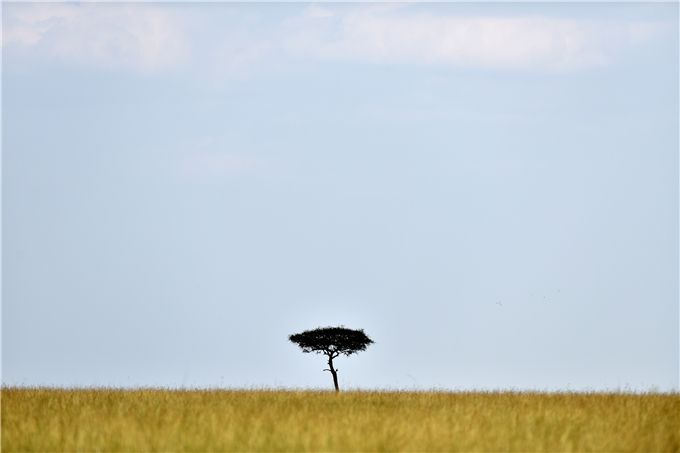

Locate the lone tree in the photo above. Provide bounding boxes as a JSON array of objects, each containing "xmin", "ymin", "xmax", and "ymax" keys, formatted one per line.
[{"xmin": 289, "ymin": 326, "xmax": 373, "ymax": 392}]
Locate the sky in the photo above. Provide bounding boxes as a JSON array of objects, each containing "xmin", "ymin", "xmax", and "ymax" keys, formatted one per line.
[{"xmin": 2, "ymin": 2, "xmax": 678, "ymax": 391}]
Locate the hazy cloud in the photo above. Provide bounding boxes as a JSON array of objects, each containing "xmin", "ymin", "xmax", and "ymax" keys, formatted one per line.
[
  {"xmin": 2, "ymin": 3, "xmax": 188, "ymax": 73},
  {"xmin": 175, "ymin": 138, "xmax": 264, "ymax": 183},
  {"xmin": 2, "ymin": 3, "xmax": 667, "ymax": 74},
  {"xmin": 282, "ymin": 5, "xmax": 665, "ymax": 70},
  {"xmin": 181, "ymin": 152, "xmax": 261, "ymax": 178}
]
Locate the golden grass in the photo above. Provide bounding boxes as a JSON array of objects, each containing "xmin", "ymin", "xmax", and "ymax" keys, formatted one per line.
[{"xmin": 2, "ymin": 387, "xmax": 678, "ymax": 452}]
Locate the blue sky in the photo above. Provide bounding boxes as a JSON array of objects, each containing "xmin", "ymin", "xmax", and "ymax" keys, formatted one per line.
[{"xmin": 2, "ymin": 2, "xmax": 678, "ymax": 391}]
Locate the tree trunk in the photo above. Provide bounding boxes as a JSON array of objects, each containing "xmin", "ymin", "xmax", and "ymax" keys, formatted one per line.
[{"xmin": 328, "ymin": 355, "xmax": 340, "ymax": 392}]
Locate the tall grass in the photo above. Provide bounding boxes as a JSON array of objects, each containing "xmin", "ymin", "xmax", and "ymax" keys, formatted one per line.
[{"xmin": 2, "ymin": 387, "xmax": 678, "ymax": 452}]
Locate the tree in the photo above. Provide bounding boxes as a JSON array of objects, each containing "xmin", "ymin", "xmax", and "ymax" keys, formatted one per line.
[{"xmin": 289, "ymin": 326, "xmax": 374, "ymax": 392}]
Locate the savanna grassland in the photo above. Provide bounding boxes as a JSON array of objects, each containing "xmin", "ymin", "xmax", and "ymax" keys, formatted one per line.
[{"xmin": 2, "ymin": 388, "xmax": 678, "ymax": 452}]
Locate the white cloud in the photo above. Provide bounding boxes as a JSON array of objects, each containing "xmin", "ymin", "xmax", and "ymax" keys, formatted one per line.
[
  {"xmin": 2, "ymin": 4, "xmax": 667, "ymax": 74},
  {"xmin": 281, "ymin": 6, "xmax": 665, "ymax": 71},
  {"xmin": 2, "ymin": 3, "xmax": 188, "ymax": 73}
]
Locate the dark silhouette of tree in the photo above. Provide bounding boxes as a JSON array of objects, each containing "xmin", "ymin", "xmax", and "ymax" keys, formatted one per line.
[{"xmin": 289, "ymin": 326, "xmax": 374, "ymax": 392}]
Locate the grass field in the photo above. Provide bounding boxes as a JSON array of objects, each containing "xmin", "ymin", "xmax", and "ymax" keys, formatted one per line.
[{"xmin": 2, "ymin": 388, "xmax": 678, "ymax": 452}]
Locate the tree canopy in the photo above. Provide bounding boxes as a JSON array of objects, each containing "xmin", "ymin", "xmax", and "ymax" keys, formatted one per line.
[{"xmin": 289, "ymin": 326, "xmax": 374, "ymax": 357}]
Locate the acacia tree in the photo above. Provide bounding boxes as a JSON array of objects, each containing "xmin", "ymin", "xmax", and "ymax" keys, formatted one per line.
[{"xmin": 289, "ymin": 326, "xmax": 374, "ymax": 392}]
